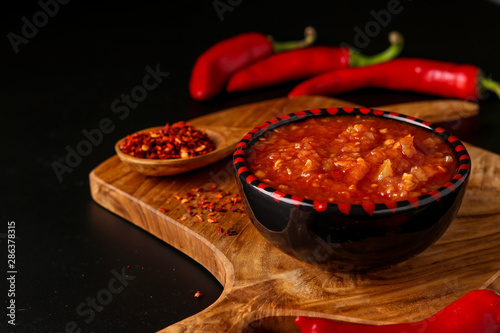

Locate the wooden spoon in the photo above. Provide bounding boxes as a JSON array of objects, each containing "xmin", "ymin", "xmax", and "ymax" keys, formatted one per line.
[
  {"xmin": 115, "ymin": 97, "xmax": 479, "ymax": 177},
  {"xmin": 114, "ymin": 124, "xmax": 249, "ymax": 176}
]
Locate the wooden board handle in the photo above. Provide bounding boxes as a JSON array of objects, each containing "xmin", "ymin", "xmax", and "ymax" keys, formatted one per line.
[{"xmin": 377, "ymin": 99, "xmax": 479, "ymax": 123}]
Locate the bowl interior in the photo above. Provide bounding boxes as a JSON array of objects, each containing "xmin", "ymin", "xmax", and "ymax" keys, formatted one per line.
[{"xmin": 234, "ymin": 107, "xmax": 471, "ymax": 214}]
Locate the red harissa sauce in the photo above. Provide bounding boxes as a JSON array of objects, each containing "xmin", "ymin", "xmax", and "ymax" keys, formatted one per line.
[{"xmin": 247, "ymin": 116, "xmax": 457, "ymax": 204}]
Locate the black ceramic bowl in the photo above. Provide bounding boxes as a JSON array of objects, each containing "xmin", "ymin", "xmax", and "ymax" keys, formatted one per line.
[{"xmin": 233, "ymin": 108, "xmax": 471, "ymax": 272}]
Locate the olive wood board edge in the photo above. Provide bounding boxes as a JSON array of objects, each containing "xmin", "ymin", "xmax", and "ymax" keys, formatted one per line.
[{"xmin": 89, "ymin": 96, "xmax": 499, "ymax": 333}]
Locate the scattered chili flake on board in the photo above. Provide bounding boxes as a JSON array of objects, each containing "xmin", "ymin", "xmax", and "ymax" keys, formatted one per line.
[
  {"xmin": 119, "ymin": 121, "xmax": 215, "ymax": 159},
  {"xmin": 161, "ymin": 184, "xmax": 243, "ymax": 236},
  {"xmin": 194, "ymin": 291, "xmax": 203, "ymax": 298}
]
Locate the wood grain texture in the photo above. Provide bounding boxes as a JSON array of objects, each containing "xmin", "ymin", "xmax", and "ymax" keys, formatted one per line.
[
  {"xmin": 377, "ymin": 99, "xmax": 479, "ymax": 123},
  {"xmin": 89, "ymin": 96, "xmax": 497, "ymax": 333}
]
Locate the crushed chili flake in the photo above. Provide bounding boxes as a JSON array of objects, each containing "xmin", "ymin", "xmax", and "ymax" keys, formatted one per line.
[
  {"xmin": 159, "ymin": 208, "xmax": 169, "ymax": 213},
  {"xmin": 194, "ymin": 291, "xmax": 203, "ymax": 298},
  {"xmin": 161, "ymin": 184, "xmax": 243, "ymax": 236},
  {"xmin": 119, "ymin": 121, "xmax": 215, "ymax": 159}
]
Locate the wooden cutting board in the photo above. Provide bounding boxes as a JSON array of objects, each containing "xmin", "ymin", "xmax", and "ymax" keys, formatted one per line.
[{"xmin": 89, "ymin": 96, "xmax": 500, "ymax": 333}]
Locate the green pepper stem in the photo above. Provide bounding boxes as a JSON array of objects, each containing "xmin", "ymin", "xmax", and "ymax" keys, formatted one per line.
[
  {"xmin": 349, "ymin": 31, "xmax": 404, "ymax": 67},
  {"xmin": 480, "ymin": 76, "xmax": 500, "ymax": 99},
  {"xmin": 270, "ymin": 26, "xmax": 317, "ymax": 53}
]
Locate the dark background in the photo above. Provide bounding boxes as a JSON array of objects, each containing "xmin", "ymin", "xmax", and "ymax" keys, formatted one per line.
[{"xmin": 1, "ymin": 0, "xmax": 499, "ymax": 332}]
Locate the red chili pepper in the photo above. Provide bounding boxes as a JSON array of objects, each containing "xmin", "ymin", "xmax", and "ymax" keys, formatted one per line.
[
  {"xmin": 226, "ymin": 32, "xmax": 404, "ymax": 93},
  {"xmin": 295, "ymin": 289, "xmax": 500, "ymax": 333},
  {"xmin": 189, "ymin": 27, "xmax": 316, "ymax": 100},
  {"xmin": 288, "ymin": 57, "xmax": 500, "ymax": 101}
]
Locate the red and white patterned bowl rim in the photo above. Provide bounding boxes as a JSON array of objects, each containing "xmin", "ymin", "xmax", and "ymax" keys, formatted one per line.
[{"xmin": 233, "ymin": 108, "xmax": 471, "ymax": 216}]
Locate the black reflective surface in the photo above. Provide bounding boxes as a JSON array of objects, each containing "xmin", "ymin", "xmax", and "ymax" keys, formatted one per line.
[{"xmin": 2, "ymin": 0, "xmax": 500, "ymax": 332}]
